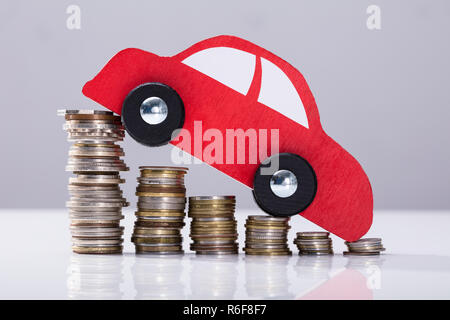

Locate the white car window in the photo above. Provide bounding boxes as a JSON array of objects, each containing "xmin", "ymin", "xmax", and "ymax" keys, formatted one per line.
[
  {"xmin": 258, "ymin": 58, "xmax": 309, "ymax": 128},
  {"xmin": 182, "ymin": 47, "xmax": 256, "ymax": 95}
]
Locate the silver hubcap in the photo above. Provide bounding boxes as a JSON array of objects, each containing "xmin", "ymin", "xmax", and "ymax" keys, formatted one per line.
[
  {"xmin": 140, "ymin": 97, "xmax": 168, "ymax": 125},
  {"xmin": 270, "ymin": 170, "xmax": 298, "ymax": 198}
]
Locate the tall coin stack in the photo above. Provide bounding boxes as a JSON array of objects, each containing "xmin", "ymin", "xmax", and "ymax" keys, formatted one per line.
[
  {"xmin": 131, "ymin": 166, "xmax": 188, "ymax": 255},
  {"xmin": 293, "ymin": 232, "xmax": 333, "ymax": 255},
  {"xmin": 244, "ymin": 216, "xmax": 292, "ymax": 256},
  {"xmin": 188, "ymin": 196, "xmax": 238, "ymax": 255},
  {"xmin": 344, "ymin": 238, "xmax": 385, "ymax": 256},
  {"xmin": 59, "ymin": 109, "xmax": 129, "ymax": 254}
]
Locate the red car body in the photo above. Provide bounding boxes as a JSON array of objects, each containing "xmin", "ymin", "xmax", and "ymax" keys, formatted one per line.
[{"xmin": 82, "ymin": 35, "xmax": 373, "ymax": 241}]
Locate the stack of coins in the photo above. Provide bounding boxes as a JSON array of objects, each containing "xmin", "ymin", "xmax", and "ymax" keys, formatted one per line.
[
  {"xmin": 188, "ymin": 196, "xmax": 238, "ymax": 255},
  {"xmin": 293, "ymin": 232, "xmax": 333, "ymax": 255},
  {"xmin": 344, "ymin": 238, "xmax": 385, "ymax": 256},
  {"xmin": 243, "ymin": 216, "xmax": 291, "ymax": 256},
  {"xmin": 59, "ymin": 109, "xmax": 129, "ymax": 254},
  {"xmin": 131, "ymin": 166, "xmax": 188, "ymax": 255}
]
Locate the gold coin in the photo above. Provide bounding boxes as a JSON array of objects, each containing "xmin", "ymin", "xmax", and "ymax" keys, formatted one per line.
[
  {"xmin": 245, "ymin": 224, "xmax": 289, "ymax": 230},
  {"xmin": 65, "ymin": 114, "xmax": 121, "ymax": 121},
  {"xmin": 133, "ymin": 228, "xmax": 180, "ymax": 235},
  {"xmin": 135, "ymin": 210, "xmax": 185, "ymax": 217},
  {"xmin": 132, "ymin": 237, "xmax": 182, "ymax": 244},
  {"xmin": 246, "ymin": 239, "xmax": 287, "ymax": 244},
  {"xmin": 136, "ymin": 192, "xmax": 185, "ymax": 197},
  {"xmin": 244, "ymin": 247, "xmax": 291, "ymax": 253},
  {"xmin": 72, "ymin": 246, "xmax": 123, "ymax": 254},
  {"xmin": 135, "ymin": 245, "xmax": 182, "ymax": 252},
  {"xmin": 244, "ymin": 250, "xmax": 292, "ymax": 256}
]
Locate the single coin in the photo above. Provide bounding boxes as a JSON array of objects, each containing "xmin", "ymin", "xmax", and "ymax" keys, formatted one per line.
[
  {"xmin": 58, "ymin": 109, "xmax": 114, "ymax": 116},
  {"xmin": 248, "ymin": 216, "xmax": 289, "ymax": 222},
  {"xmin": 135, "ymin": 210, "xmax": 185, "ymax": 217},
  {"xmin": 72, "ymin": 239, "xmax": 123, "ymax": 246},
  {"xmin": 343, "ymin": 251, "xmax": 380, "ymax": 256},
  {"xmin": 72, "ymin": 246, "xmax": 123, "ymax": 254},
  {"xmin": 131, "ymin": 237, "xmax": 182, "ymax": 244},
  {"xmin": 133, "ymin": 228, "xmax": 179, "ymax": 235}
]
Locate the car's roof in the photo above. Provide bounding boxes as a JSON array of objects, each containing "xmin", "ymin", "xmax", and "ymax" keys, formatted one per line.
[{"xmin": 173, "ymin": 35, "xmax": 322, "ymax": 130}]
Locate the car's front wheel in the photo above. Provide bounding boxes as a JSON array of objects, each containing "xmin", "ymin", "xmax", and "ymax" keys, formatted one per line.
[
  {"xmin": 122, "ymin": 82, "xmax": 185, "ymax": 147},
  {"xmin": 253, "ymin": 153, "xmax": 317, "ymax": 217}
]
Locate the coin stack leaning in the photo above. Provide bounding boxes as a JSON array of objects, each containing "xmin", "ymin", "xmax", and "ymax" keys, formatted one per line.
[
  {"xmin": 59, "ymin": 109, "xmax": 129, "ymax": 254},
  {"xmin": 188, "ymin": 196, "xmax": 238, "ymax": 255},
  {"xmin": 131, "ymin": 166, "xmax": 188, "ymax": 255},
  {"xmin": 293, "ymin": 232, "xmax": 333, "ymax": 255},
  {"xmin": 344, "ymin": 238, "xmax": 385, "ymax": 256},
  {"xmin": 244, "ymin": 216, "xmax": 292, "ymax": 256}
]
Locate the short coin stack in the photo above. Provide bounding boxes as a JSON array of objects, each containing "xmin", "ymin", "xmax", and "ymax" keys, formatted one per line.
[
  {"xmin": 131, "ymin": 166, "xmax": 188, "ymax": 255},
  {"xmin": 59, "ymin": 109, "xmax": 129, "ymax": 254},
  {"xmin": 344, "ymin": 238, "xmax": 385, "ymax": 256},
  {"xmin": 293, "ymin": 232, "xmax": 333, "ymax": 255},
  {"xmin": 244, "ymin": 216, "xmax": 291, "ymax": 256},
  {"xmin": 188, "ymin": 196, "xmax": 238, "ymax": 255}
]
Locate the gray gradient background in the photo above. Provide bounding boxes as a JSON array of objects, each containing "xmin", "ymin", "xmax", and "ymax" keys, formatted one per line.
[{"xmin": 0, "ymin": 1, "xmax": 449, "ymax": 209}]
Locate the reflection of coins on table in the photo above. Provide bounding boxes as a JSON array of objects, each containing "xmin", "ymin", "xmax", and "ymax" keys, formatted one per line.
[
  {"xmin": 293, "ymin": 231, "xmax": 333, "ymax": 255},
  {"xmin": 59, "ymin": 109, "xmax": 128, "ymax": 254},
  {"xmin": 244, "ymin": 216, "xmax": 291, "ymax": 256},
  {"xmin": 188, "ymin": 196, "xmax": 238, "ymax": 255},
  {"xmin": 131, "ymin": 166, "xmax": 188, "ymax": 255}
]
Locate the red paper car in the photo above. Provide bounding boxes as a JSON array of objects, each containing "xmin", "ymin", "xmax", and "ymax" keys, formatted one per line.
[{"xmin": 82, "ymin": 35, "xmax": 373, "ymax": 241}]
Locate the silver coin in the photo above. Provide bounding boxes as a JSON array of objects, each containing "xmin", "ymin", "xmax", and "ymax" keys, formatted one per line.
[
  {"xmin": 245, "ymin": 230, "xmax": 288, "ymax": 236},
  {"xmin": 137, "ymin": 196, "xmax": 186, "ymax": 204},
  {"xmin": 346, "ymin": 238, "xmax": 382, "ymax": 244},
  {"xmin": 189, "ymin": 196, "xmax": 235, "ymax": 201},
  {"xmin": 295, "ymin": 239, "xmax": 332, "ymax": 244},
  {"xmin": 137, "ymin": 202, "xmax": 186, "ymax": 210},
  {"xmin": 69, "ymin": 190, "xmax": 123, "ymax": 197},
  {"xmin": 66, "ymin": 166, "xmax": 129, "ymax": 172},
  {"xmin": 139, "ymin": 166, "xmax": 188, "ymax": 172},
  {"xmin": 69, "ymin": 178, "xmax": 125, "ymax": 185},
  {"xmin": 248, "ymin": 215, "xmax": 289, "ymax": 222},
  {"xmin": 65, "ymin": 128, "xmax": 124, "ymax": 135},
  {"xmin": 68, "ymin": 185, "xmax": 122, "ymax": 191},
  {"xmin": 135, "ymin": 250, "xmax": 184, "ymax": 255},
  {"xmin": 297, "ymin": 231, "xmax": 330, "ymax": 237},
  {"xmin": 69, "ymin": 215, "xmax": 124, "ymax": 220},
  {"xmin": 137, "ymin": 177, "xmax": 185, "ymax": 185},
  {"xmin": 67, "ymin": 201, "xmax": 129, "ymax": 208},
  {"xmin": 245, "ymin": 244, "xmax": 288, "ymax": 249},
  {"xmin": 133, "ymin": 243, "xmax": 183, "ymax": 247},
  {"xmin": 70, "ymin": 195, "xmax": 126, "ymax": 202},
  {"xmin": 195, "ymin": 250, "xmax": 238, "ymax": 255},
  {"xmin": 58, "ymin": 109, "xmax": 114, "ymax": 116},
  {"xmin": 192, "ymin": 240, "xmax": 236, "ymax": 245},
  {"xmin": 192, "ymin": 217, "xmax": 236, "ymax": 222},
  {"xmin": 68, "ymin": 158, "xmax": 125, "ymax": 163},
  {"xmin": 63, "ymin": 122, "xmax": 123, "ymax": 130},
  {"xmin": 137, "ymin": 216, "xmax": 184, "ymax": 221},
  {"xmin": 69, "ymin": 150, "xmax": 124, "ymax": 157},
  {"xmin": 72, "ymin": 239, "xmax": 123, "ymax": 246}
]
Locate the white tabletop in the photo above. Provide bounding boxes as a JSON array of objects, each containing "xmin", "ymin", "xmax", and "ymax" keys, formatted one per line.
[{"xmin": 0, "ymin": 209, "xmax": 449, "ymax": 299}]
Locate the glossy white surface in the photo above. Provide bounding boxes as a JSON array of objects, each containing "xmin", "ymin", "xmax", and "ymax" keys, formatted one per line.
[{"xmin": 0, "ymin": 209, "xmax": 449, "ymax": 299}]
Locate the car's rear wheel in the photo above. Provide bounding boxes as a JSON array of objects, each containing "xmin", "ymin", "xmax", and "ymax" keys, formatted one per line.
[
  {"xmin": 122, "ymin": 82, "xmax": 185, "ymax": 147},
  {"xmin": 253, "ymin": 153, "xmax": 317, "ymax": 217}
]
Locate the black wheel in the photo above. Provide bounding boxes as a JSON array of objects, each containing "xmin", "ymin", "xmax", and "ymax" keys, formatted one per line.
[
  {"xmin": 253, "ymin": 153, "xmax": 317, "ymax": 217},
  {"xmin": 121, "ymin": 82, "xmax": 185, "ymax": 147}
]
